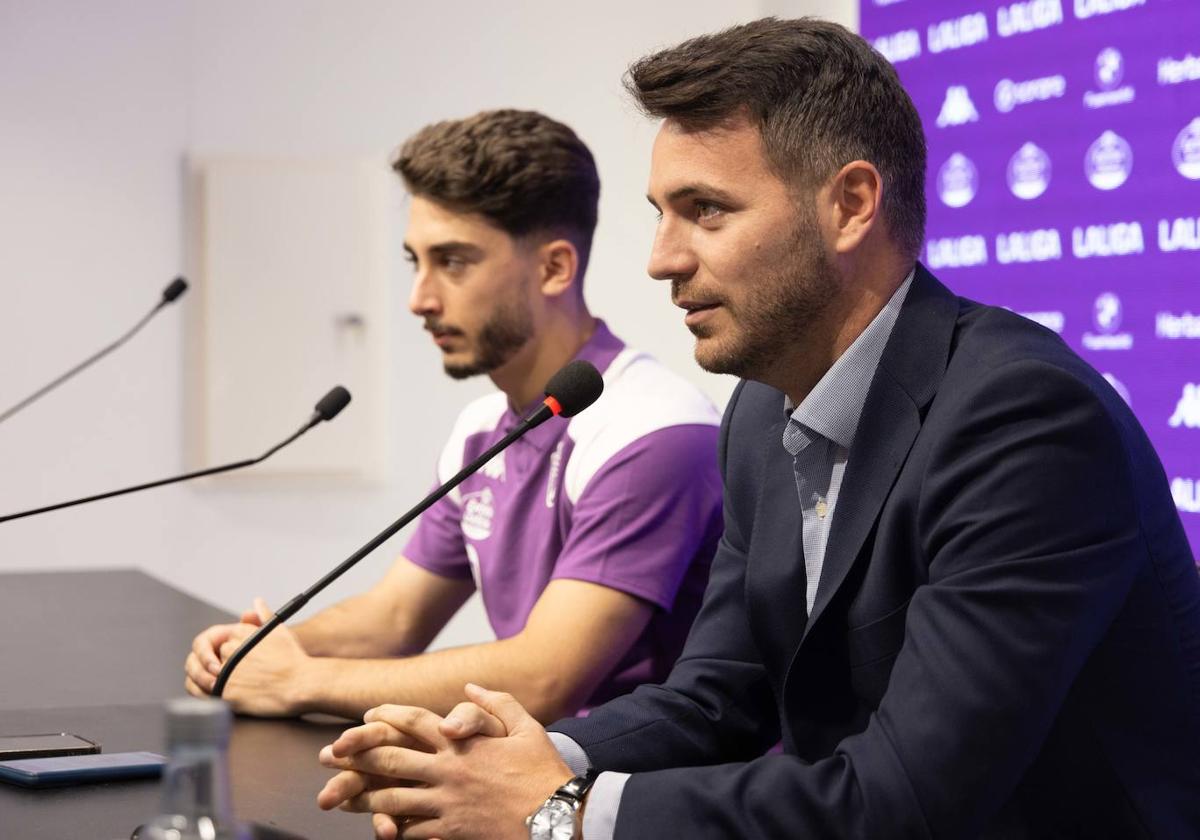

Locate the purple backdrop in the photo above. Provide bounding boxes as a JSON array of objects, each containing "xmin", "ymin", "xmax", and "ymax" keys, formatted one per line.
[{"xmin": 861, "ymin": 0, "xmax": 1200, "ymax": 557}]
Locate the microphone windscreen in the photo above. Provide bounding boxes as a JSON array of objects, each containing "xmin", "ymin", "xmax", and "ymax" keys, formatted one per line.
[
  {"xmin": 314, "ymin": 386, "xmax": 352, "ymax": 421},
  {"xmin": 544, "ymin": 360, "xmax": 604, "ymax": 417},
  {"xmin": 161, "ymin": 276, "xmax": 188, "ymax": 303}
]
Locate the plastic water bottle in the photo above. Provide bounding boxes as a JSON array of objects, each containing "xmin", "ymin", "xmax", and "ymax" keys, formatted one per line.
[{"xmin": 141, "ymin": 697, "xmax": 250, "ymax": 840}]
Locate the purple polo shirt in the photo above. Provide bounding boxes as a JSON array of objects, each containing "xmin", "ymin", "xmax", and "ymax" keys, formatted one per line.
[{"xmin": 404, "ymin": 321, "xmax": 723, "ymax": 705}]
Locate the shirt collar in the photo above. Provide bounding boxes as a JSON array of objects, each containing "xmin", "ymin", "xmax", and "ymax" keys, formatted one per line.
[
  {"xmin": 784, "ymin": 269, "xmax": 915, "ymax": 453},
  {"xmin": 501, "ymin": 319, "xmax": 624, "ymax": 451}
]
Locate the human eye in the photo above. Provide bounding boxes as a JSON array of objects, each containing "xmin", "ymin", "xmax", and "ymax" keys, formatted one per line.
[
  {"xmin": 441, "ymin": 254, "xmax": 467, "ymax": 271},
  {"xmin": 695, "ymin": 200, "xmax": 724, "ymax": 221}
]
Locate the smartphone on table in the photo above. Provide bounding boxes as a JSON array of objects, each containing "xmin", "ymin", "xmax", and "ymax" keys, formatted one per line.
[
  {"xmin": 0, "ymin": 732, "xmax": 99, "ymax": 761},
  {"xmin": 0, "ymin": 750, "xmax": 165, "ymax": 787}
]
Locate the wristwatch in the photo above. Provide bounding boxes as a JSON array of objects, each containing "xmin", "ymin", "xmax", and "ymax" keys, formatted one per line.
[{"xmin": 526, "ymin": 769, "xmax": 599, "ymax": 840}]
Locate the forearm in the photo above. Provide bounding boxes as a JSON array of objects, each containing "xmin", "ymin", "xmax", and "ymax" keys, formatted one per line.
[
  {"xmin": 291, "ymin": 590, "xmax": 410, "ymax": 659},
  {"xmin": 295, "ymin": 636, "xmax": 573, "ymax": 722}
]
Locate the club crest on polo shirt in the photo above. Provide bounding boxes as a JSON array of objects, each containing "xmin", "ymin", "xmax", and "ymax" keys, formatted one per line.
[{"xmin": 461, "ymin": 487, "xmax": 496, "ymax": 540}]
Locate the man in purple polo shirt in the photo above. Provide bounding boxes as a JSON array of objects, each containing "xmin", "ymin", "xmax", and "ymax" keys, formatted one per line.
[{"xmin": 183, "ymin": 109, "xmax": 722, "ymax": 722}]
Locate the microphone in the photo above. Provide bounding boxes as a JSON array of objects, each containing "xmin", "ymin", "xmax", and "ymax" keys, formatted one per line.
[
  {"xmin": 0, "ymin": 277, "xmax": 190, "ymax": 427},
  {"xmin": 0, "ymin": 386, "xmax": 351, "ymax": 525},
  {"xmin": 212, "ymin": 359, "xmax": 604, "ymax": 697}
]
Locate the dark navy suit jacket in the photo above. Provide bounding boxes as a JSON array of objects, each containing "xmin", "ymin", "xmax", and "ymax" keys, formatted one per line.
[{"xmin": 551, "ymin": 266, "xmax": 1200, "ymax": 838}]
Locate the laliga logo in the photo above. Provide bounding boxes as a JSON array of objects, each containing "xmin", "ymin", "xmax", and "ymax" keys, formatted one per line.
[
  {"xmin": 1174, "ymin": 118, "xmax": 1200, "ymax": 180},
  {"xmin": 1168, "ymin": 384, "xmax": 1200, "ymax": 429},
  {"xmin": 1085, "ymin": 130, "xmax": 1133, "ymax": 190},
  {"xmin": 937, "ymin": 86, "xmax": 980, "ymax": 128},
  {"xmin": 938, "ymin": 153, "xmax": 978, "ymax": 207},
  {"xmin": 1008, "ymin": 142, "xmax": 1051, "ymax": 199}
]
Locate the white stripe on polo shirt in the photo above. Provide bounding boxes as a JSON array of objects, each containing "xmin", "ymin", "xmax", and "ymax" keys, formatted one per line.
[
  {"xmin": 563, "ymin": 347, "xmax": 722, "ymax": 505},
  {"xmin": 436, "ymin": 392, "xmax": 508, "ymax": 506}
]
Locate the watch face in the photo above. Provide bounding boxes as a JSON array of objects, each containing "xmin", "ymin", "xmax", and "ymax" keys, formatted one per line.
[{"xmin": 529, "ymin": 798, "xmax": 576, "ymax": 840}]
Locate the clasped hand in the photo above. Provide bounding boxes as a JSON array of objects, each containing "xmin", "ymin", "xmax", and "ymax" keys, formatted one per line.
[
  {"xmin": 317, "ymin": 684, "xmax": 573, "ymax": 840},
  {"xmin": 183, "ymin": 597, "xmax": 310, "ymax": 716}
]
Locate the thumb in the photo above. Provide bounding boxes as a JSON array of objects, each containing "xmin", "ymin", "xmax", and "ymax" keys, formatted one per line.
[
  {"xmin": 239, "ymin": 608, "xmax": 262, "ymax": 625},
  {"xmin": 253, "ymin": 597, "xmax": 275, "ymax": 624},
  {"xmin": 463, "ymin": 683, "xmax": 534, "ymax": 733}
]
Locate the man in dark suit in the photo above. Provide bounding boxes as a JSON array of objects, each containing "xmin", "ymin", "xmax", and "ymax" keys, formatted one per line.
[{"xmin": 315, "ymin": 18, "xmax": 1200, "ymax": 839}]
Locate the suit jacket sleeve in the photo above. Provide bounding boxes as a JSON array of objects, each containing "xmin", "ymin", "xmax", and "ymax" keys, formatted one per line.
[
  {"xmin": 557, "ymin": 359, "xmax": 1147, "ymax": 839},
  {"xmin": 549, "ymin": 379, "xmax": 781, "ymax": 769}
]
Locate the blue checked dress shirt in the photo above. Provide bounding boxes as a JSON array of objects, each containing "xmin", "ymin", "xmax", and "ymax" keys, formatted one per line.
[{"xmin": 550, "ymin": 270, "xmax": 915, "ymax": 839}]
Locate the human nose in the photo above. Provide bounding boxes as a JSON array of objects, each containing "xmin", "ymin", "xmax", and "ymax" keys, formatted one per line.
[
  {"xmin": 408, "ymin": 269, "xmax": 441, "ymax": 317},
  {"xmin": 647, "ymin": 218, "xmax": 697, "ymax": 283}
]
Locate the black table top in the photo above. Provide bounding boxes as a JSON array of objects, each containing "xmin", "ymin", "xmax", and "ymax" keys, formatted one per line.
[{"xmin": 0, "ymin": 569, "xmax": 372, "ymax": 839}]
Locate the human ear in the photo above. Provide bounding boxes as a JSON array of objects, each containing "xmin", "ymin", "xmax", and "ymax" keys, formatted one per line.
[
  {"xmin": 829, "ymin": 160, "xmax": 882, "ymax": 254},
  {"xmin": 538, "ymin": 238, "xmax": 580, "ymax": 298}
]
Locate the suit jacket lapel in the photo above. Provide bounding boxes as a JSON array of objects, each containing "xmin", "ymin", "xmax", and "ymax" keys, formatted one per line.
[
  {"xmin": 744, "ymin": 415, "xmax": 808, "ymax": 681},
  {"xmin": 799, "ymin": 265, "xmax": 959, "ymax": 646}
]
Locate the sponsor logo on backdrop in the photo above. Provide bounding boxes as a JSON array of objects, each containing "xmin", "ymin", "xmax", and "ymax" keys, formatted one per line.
[
  {"xmin": 928, "ymin": 13, "xmax": 989, "ymax": 54},
  {"xmin": 1157, "ymin": 311, "xmax": 1200, "ymax": 340},
  {"xmin": 1085, "ymin": 130, "xmax": 1133, "ymax": 190},
  {"xmin": 937, "ymin": 86, "xmax": 980, "ymax": 128},
  {"xmin": 995, "ymin": 75, "xmax": 1067, "ymax": 113},
  {"xmin": 873, "ymin": 30, "xmax": 922, "ymax": 63},
  {"xmin": 1082, "ymin": 292, "xmax": 1134, "ymax": 350},
  {"xmin": 997, "ymin": 228, "xmax": 1062, "ymax": 263},
  {"xmin": 1072, "ymin": 221, "xmax": 1144, "ymax": 259},
  {"xmin": 1173, "ymin": 119, "xmax": 1200, "ymax": 180},
  {"xmin": 1018, "ymin": 310, "xmax": 1066, "ymax": 333},
  {"xmin": 1073, "ymin": 0, "xmax": 1147, "ymax": 19},
  {"xmin": 1169, "ymin": 384, "xmax": 1200, "ymax": 429},
  {"xmin": 938, "ymin": 153, "xmax": 979, "ymax": 207},
  {"xmin": 1159, "ymin": 54, "xmax": 1200, "ymax": 86},
  {"xmin": 1172, "ymin": 477, "xmax": 1200, "ymax": 514},
  {"xmin": 1008, "ymin": 143, "xmax": 1052, "ymax": 199},
  {"xmin": 1084, "ymin": 48, "xmax": 1136, "ymax": 108},
  {"xmin": 997, "ymin": 0, "xmax": 1064, "ymax": 37},
  {"xmin": 926, "ymin": 235, "xmax": 988, "ymax": 269},
  {"xmin": 1102, "ymin": 373, "xmax": 1132, "ymax": 406},
  {"xmin": 1159, "ymin": 216, "xmax": 1200, "ymax": 252}
]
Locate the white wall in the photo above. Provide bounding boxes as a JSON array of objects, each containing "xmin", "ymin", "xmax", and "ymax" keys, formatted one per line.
[{"xmin": 0, "ymin": 0, "xmax": 856, "ymax": 647}]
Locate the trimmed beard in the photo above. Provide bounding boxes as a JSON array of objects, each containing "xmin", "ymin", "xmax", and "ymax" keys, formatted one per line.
[
  {"xmin": 443, "ymin": 291, "xmax": 534, "ymax": 380},
  {"xmin": 684, "ymin": 219, "xmax": 838, "ymax": 381}
]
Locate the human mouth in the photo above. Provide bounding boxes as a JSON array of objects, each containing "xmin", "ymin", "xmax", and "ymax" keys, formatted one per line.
[
  {"xmin": 426, "ymin": 324, "xmax": 464, "ymax": 350},
  {"xmin": 676, "ymin": 299, "xmax": 722, "ymax": 328}
]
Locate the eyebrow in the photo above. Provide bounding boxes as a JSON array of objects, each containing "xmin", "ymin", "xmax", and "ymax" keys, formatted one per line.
[
  {"xmin": 403, "ymin": 241, "xmax": 485, "ymax": 259},
  {"xmin": 646, "ymin": 183, "xmax": 740, "ymax": 210}
]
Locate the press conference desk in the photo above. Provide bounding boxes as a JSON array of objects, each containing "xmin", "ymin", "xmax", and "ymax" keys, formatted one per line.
[{"xmin": 0, "ymin": 569, "xmax": 371, "ymax": 839}]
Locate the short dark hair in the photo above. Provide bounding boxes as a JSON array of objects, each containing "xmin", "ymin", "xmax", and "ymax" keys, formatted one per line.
[
  {"xmin": 626, "ymin": 17, "xmax": 926, "ymax": 259},
  {"xmin": 393, "ymin": 109, "xmax": 601, "ymax": 268}
]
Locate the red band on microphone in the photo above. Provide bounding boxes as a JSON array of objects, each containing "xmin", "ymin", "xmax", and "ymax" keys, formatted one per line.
[{"xmin": 544, "ymin": 396, "xmax": 564, "ymax": 416}]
